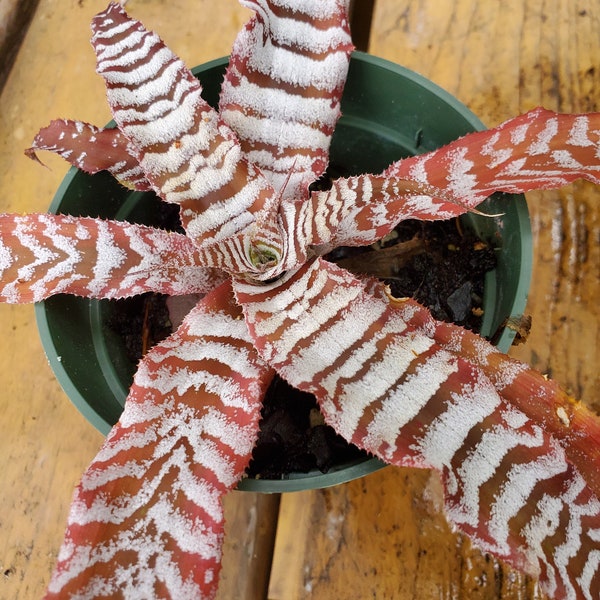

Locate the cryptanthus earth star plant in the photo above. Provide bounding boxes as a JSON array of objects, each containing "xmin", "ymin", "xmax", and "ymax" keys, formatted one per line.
[{"xmin": 2, "ymin": 1, "xmax": 600, "ymax": 598}]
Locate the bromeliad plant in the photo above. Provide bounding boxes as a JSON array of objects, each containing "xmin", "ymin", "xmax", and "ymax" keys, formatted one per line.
[{"xmin": 3, "ymin": 1, "xmax": 600, "ymax": 598}]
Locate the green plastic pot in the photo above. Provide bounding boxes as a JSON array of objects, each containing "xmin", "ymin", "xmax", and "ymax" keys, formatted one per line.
[{"xmin": 35, "ymin": 52, "xmax": 532, "ymax": 493}]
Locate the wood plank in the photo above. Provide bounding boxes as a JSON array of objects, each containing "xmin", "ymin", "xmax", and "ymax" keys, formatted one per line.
[
  {"xmin": 269, "ymin": 468, "xmax": 543, "ymax": 599},
  {"xmin": 0, "ymin": 0, "xmax": 39, "ymax": 90},
  {"xmin": 220, "ymin": 492, "xmax": 281, "ymax": 600},
  {"xmin": 269, "ymin": 0, "xmax": 599, "ymax": 598}
]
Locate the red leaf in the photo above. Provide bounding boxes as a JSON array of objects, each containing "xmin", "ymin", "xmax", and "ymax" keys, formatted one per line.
[
  {"xmin": 90, "ymin": 2, "xmax": 282, "ymax": 265},
  {"xmin": 236, "ymin": 259, "xmax": 600, "ymax": 600},
  {"xmin": 309, "ymin": 108, "xmax": 600, "ymax": 248},
  {"xmin": 26, "ymin": 119, "xmax": 152, "ymax": 191},
  {"xmin": 389, "ymin": 108, "xmax": 600, "ymax": 196},
  {"xmin": 0, "ymin": 214, "xmax": 226, "ymax": 302},
  {"xmin": 44, "ymin": 282, "xmax": 274, "ymax": 599},
  {"xmin": 219, "ymin": 0, "xmax": 353, "ymax": 199}
]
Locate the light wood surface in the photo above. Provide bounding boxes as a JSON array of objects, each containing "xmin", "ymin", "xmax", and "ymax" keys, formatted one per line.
[
  {"xmin": 0, "ymin": 0, "xmax": 38, "ymax": 88},
  {"xmin": 0, "ymin": 1, "xmax": 598, "ymax": 599}
]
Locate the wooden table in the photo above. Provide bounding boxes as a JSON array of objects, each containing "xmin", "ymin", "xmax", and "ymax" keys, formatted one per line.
[{"xmin": 0, "ymin": 1, "xmax": 598, "ymax": 598}]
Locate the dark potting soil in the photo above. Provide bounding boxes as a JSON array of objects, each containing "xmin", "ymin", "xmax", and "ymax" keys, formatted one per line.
[{"xmin": 107, "ymin": 204, "xmax": 497, "ymax": 481}]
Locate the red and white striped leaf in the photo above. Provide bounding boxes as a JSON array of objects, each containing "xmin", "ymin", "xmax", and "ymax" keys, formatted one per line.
[
  {"xmin": 280, "ymin": 176, "xmax": 445, "ymax": 257},
  {"xmin": 219, "ymin": 0, "xmax": 353, "ymax": 199},
  {"xmin": 308, "ymin": 108, "xmax": 600, "ymax": 248},
  {"xmin": 419, "ymin": 303, "xmax": 600, "ymax": 495},
  {"xmin": 90, "ymin": 2, "xmax": 282, "ymax": 264},
  {"xmin": 25, "ymin": 119, "xmax": 152, "ymax": 191},
  {"xmin": 363, "ymin": 282, "xmax": 600, "ymax": 512},
  {"xmin": 235, "ymin": 259, "xmax": 600, "ymax": 600},
  {"xmin": 45, "ymin": 282, "xmax": 274, "ymax": 600},
  {"xmin": 391, "ymin": 107, "xmax": 600, "ymax": 191},
  {"xmin": 0, "ymin": 214, "xmax": 226, "ymax": 302}
]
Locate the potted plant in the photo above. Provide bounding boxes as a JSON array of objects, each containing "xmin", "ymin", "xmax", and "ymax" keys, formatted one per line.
[
  {"xmin": 1, "ymin": 2, "xmax": 600, "ymax": 599},
  {"xmin": 34, "ymin": 53, "xmax": 531, "ymax": 494}
]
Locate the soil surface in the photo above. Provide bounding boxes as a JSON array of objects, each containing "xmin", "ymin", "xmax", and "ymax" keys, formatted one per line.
[{"xmin": 107, "ymin": 208, "xmax": 496, "ymax": 481}]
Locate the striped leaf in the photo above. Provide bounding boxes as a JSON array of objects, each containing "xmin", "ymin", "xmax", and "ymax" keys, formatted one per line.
[
  {"xmin": 0, "ymin": 214, "xmax": 225, "ymax": 302},
  {"xmin": 307, "ymin": 108, "xmax": 600, "ymax": 248},
  {"xmin": 235, "ymin": 259, "xmax": 600, "ymax": 600},
  {"xmin": 44, "ymin": 282, "xmax": 274, "ymax": 600},
  {"xmin": 219, "ymin": 0, "xmax": 353, "ymax": 199},
  {"xmin": 26, "ymin": 119, "xmax": 152, "ymax": 191},
  {"xmin": 90, "ymin": 2, "xmax": 283, "ymax": 266},
  {"xmin": 415, "ymin": 298, "xmax": 600, "ymax": 495},
  {"xmin": 389, "ymin": 108, "xmax": 600, "ymax": 191}
]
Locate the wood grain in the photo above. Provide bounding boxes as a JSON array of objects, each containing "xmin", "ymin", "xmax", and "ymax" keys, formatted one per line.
[
  {"xmin": 219, "ymin": 492, "xmax": 280, "ymax": 600},
  {"xmin": 269, "ymin": 468, "xmax": 543, "ymax": 599},
  {"xmin": 0, "ymin": 0, "xmax": 39, "ymax": 90}
]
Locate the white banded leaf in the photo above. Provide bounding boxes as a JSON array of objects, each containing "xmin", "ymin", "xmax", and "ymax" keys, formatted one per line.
[{"xmin": 44, "ymin": 282, "xmax": 274, "ymax": 600}]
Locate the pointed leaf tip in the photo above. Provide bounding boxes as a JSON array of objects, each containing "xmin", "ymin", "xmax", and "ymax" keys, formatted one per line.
[{"xmin": 28, "ymin": 119, "xmax": 151, "ymax": 190}]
